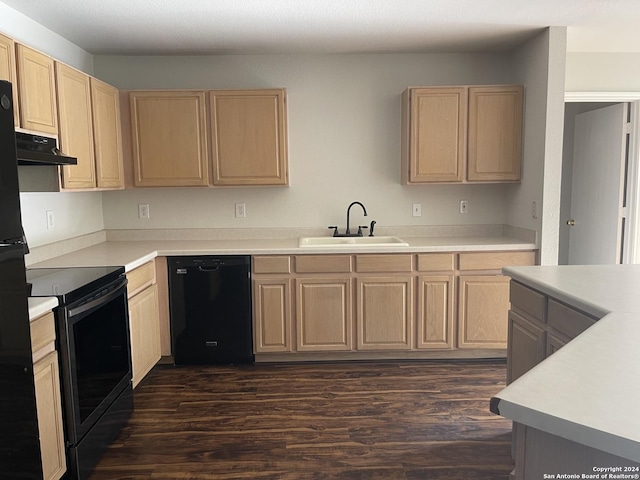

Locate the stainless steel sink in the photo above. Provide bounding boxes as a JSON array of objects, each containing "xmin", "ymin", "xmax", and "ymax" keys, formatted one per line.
[{"xmin": 298, "ymin": 236, "xmax": 409, "ymax": 247}]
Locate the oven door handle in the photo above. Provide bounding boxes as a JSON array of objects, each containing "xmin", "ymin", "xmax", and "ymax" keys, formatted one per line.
[{"xmin": 68, "ymin": 277, "xmax": 128, "ymax": 318}]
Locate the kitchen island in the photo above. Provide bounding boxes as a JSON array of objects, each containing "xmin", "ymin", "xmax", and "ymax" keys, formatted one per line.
[{"xmin": 492, "ymin": 265, "xmax": 640, "ymax": 478}]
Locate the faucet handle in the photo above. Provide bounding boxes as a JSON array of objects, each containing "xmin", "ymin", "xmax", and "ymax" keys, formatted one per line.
[
  {"xmin": 357, "ymin": 225, "xmax": 368, "ymax": 237},
  {"xmin": 328, "ymin": 226, "xmax": 339, "ymax": 237}
]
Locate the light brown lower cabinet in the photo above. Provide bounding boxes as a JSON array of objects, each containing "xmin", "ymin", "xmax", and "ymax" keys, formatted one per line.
[
  {"xmin": 129, "ymin": 284, "xmax": 160, "ymax": 387},
  {"xmin": 417, "ymin": 275, "xmax": 455, "ymax": 349},
  {"xmin": 30, "ymin": 312, "xmax": 66, "ymax": 480},
  {"xmin": 253, "ymin": 278, "xmax": 292, "ymax": 353},
  {"xmin": 356, "ymin": 276, "xmax": 413, "ymax": 350},
  {"xmin": 127, "ymin": 261, "xmax": 161, "ymax": 387},
  {"xmin": 34, "ymin": 351, "xmax": 66, "ymax": 480},
  {"xmin": 458, "ymin": 275, "xmax": 511, "ymax": 349},
  {"xmin": 252, "ymin": 250, "xmax": 535, "ymax": 359},
  {"xmin": 296, "ymin": 277, "xmax": 353, "ymax": 351}
]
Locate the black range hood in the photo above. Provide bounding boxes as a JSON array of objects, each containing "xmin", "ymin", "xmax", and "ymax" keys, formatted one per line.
[{"xmin": 16, "ymin": 132, "xmax": 77, "ymax": 166}]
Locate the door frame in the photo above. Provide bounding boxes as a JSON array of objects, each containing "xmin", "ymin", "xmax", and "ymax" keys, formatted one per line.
[{"xmin": 565, "ymin": 92, "xmax": 640, "ymax": 264}]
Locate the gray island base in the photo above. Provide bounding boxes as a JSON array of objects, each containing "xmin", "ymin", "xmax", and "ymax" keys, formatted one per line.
[{"xmin": 491, "ymin": 265, "xmax": 640, "ymax": 479}]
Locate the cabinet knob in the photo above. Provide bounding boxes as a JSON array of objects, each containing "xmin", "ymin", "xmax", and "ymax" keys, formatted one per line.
[{"xmin": 566, "ymin": 219, "xmax": 576, "ymax": 226}]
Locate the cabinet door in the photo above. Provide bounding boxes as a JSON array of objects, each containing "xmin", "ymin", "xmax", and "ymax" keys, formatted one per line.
[
  {"xmin": 546, "ymin": 333, "xmax": 567, "ymax": 358},
  {"xmin": 56, "ymin": 63, "xmax": 96, "ymax": 189},
  {"xmin": 34, "ymin": 351, "xmax": 66, "ymax": 480},
  {"xmin": 91, "ymin": 77, "xmax": 124, "ymax": 189},
  {"xmin": 507, "ymin": 310, "xmax": 546, "ymax": 384},
  {"xmin": 16, "ymin": 44, "xmax": 58, "ymax": 134},
  {"xmin": 129, "ymin": 284, "xmax": 161, "ymax": 387},
  {"xmin": 468, "ymin": 85, "xmax": 523, "ymax": 182},
  {"xmin": 210, "ymin": 89, "xmax": 288, "ymax": 186},
  {"xmin": 458, "ymin": 275, "xmax": 510, "ymax": 349},
  {"xmin": 130, "ymin": 91, "xmax": 209, "ymax": 186},
  {"xmin": 253, "ymin": 278, "xmax": 292, "ymax": 353},
  {"xmin": 296, "ymin": 277, "xmax": 352, "ymax": 351},
  {"xmin": 357, "ymin": 276, "xmax": 413, "ymax": 350},
  {"xmin": 403, "ymin": 87, "xmax": 466, "ymax": 183},
  {"xmin": 0, "ymin": 33, "xmax": 19, "ymax": 127},
  {"xmin": 417, "ymin": 275, "xmax": 455, "ymax": 349}
]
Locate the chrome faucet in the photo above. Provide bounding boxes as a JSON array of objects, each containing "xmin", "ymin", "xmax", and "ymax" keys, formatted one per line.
[{"xmin": 328, "ymin": 201, "xmax": 368, "ymax": 237}]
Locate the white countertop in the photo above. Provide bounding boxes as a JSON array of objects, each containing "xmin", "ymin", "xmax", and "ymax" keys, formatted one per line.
[
  {"xmin": 28, "ymin": 297, "xmax": 58, "ymax": 321},
  {"xmin": 494, "ymin": 264, "xmax": 640, "ymax": 463},
  {"xmin": 25, "ymin": 234, "xmax": 534, "ymax": 318},
  {"xmin": 30, "ymin": 235, "xmax": 536, "ymax": 272}
]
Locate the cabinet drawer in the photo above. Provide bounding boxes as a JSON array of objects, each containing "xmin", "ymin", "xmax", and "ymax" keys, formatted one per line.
[
  {"xmin": 127, "ymin": 261, "xmax": 156, "ymax": 298},
  {"xmin": 459, "ymin": 251, "xmax": 535, "ymax": 271},
  {"xmin": 417, "ymin": 253, "xmax": 455, "ymax": 272},
  {"xmin": 547, "ymin": 299, "xmax": 597, "ymax": 340},
  {"xmin": 510, "ymin": 281, "xmax": 546, "ymax": 323},
  {"xmin": 295, "ymin": 255, "xmax": 352, "ymax": 273},
  {"xmin": 30, "ymin": 312, "xmax": 56, "ymax": 355},
  {"xmin": 356, "ymin": 254, "xmax": 413, "ymax": 273},
  {"xmin": 253, "ymin": 256, "xmax": 291, "ymax": 274}
]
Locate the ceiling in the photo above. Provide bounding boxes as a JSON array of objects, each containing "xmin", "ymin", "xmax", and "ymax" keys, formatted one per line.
[{"xmin": 2, "ymin": 0, "xmax": 640, "ymax": 55}]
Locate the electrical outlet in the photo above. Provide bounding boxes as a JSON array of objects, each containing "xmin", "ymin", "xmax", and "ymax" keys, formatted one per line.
[
  {"xmin": 235, "ymin": 203, "xmax": 246, "ymax": 218},
  {"xmin": 138, "ymin": 203, "xmax": 150, "ymax": 219},
  {"xmin": 46, "ymin": 210, "xmax": 55, "ymax": 230},
  {"xmin": 459, "ymin": 200, "xmax": 469, "ymax": 214},
  {"xmin": 412, "ymin": 203, "xmax": 422, "ymax": 217}
]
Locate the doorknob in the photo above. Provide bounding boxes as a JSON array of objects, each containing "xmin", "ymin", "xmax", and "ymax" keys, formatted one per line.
[{"xmin": 566, "ymin": 219, "xmax": 576, "ymax": 226}]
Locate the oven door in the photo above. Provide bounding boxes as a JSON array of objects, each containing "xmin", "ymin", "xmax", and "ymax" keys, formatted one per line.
[{"xmin": 57, "ymin": 275, "xmax": 132, "ymax": 445}]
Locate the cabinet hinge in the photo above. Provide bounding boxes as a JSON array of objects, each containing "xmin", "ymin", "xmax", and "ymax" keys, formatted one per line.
[{"xmin": 625, "ymin": 122, "xmax": 633, "ymax": 134}]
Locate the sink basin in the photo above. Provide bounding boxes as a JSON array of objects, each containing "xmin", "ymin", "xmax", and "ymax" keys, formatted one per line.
[{"xmin": 299, "ymin": 236, "xmax": 409, "ymax": 247}]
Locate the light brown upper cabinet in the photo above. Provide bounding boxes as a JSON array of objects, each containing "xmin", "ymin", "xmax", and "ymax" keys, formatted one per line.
[
  {"xmin": 402, "ymin": 87, "xmax": 466, "ymax": 183},
  {"xmin": 130, "ymin": 91, "xmax": 210, "ymax": 187},
  {"xmin": 467, "ymin": 86, "xmax": 523, "ymax": 182},
  {"xmin": 0, "ymin": 33, "xmax": 19, "ymax": 127},
  {"xmin": 209, "ymin": 89, "xmax": 288, "ymax": 186},
  {"xmin": 57, "ymin": 64, "xmax": 124, "ymax": 190},
  {"xmin": 16, "ymin": 44, "xmax": 58, "ymax": 134},
  {"xmin": 56, "ymin": 63, "xmax": 96, "ymax": 189},
  {"xmin": 402, "ymin": 84, "xmax": 523, "ymax": 184},
  {"xmin": 91, "ymin": 78, "xmax": 124, "ymax": 188}
]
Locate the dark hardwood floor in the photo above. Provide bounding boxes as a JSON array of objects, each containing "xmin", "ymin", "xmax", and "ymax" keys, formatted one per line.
[{"xmin": 89, "ymin": 361, "xmax": 514, "ymax": 479}]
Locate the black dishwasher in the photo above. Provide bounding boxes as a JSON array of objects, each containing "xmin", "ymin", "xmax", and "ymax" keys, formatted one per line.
[{"xmin": 168, "ymin": 256, "xmax": 254, "ymax": 365}]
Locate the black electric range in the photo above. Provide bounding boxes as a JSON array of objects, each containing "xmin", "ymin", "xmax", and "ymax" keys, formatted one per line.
[
  {"xmin": 26, "ymin": 266, "xmax": 124, "ymax": 305},
  {"xmin": 26, "ymin": 265, "xmax": 132, "ymax": 480}
]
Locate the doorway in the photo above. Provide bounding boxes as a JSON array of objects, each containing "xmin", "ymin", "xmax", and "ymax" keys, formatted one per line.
[{"xmin": 560, "ymin": 98, "xmax": 640, "ymax": 265}]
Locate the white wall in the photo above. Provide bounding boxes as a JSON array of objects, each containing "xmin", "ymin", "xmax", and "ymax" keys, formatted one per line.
[
  {"xmin": 507, "ymin": 27, "xmax": 567, "ymax": 265},
  {"xmin": 566, "ymin": 53, "xmax": 640, "ymax": 92},
  {"xmin": 0, "ymin": 4, "xmax": 93, "ymax": 73},
  {"xmin": 97, "ymin": 53, "xmax": 516, "ymax": 230},
  {"xmin": 1, "ymin": 3, "xmax": 104, "ymax": 248},
  {"xmin": 19, "ymin": 192, "xmax": 104, "ymax": 247}
]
